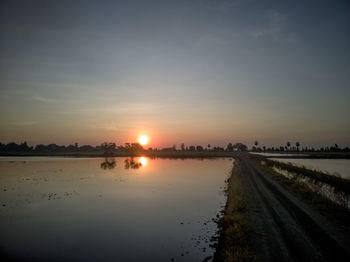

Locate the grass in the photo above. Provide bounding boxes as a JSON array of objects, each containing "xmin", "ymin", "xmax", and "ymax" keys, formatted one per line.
[
  {"xmin": 213, "ymin": 159, "xmax": 255, "ymax": 262},
  {"xmin": 248, "ymin": 154, "xmax": 350, "ymax": 226},
  {"xmin": 248, "ymin": 154, "xmax": 350, "ymax": 195},
  {"xmin": 256, "ymin": 151, "xmax": 350, "ymax": 159}
]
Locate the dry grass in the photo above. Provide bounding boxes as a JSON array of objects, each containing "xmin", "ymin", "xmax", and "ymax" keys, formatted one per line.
[
  {"xmin": 248, "ymin": 154, "xmax": 350, "ymax": 194},
  {"xmin": 249, "ymin": 155, "xmax": 350, "ymax": 226},
  {"xmin": 213, "ymin": 160, "xmax": 255, "ymax": 262}
]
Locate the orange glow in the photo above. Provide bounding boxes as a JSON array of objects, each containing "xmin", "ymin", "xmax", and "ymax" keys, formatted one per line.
[
  {"xmin": 139, "ymin": 156, "xmax": 148, "ymax": 166},
  {"xmin": 138, "ymin": 135, "xmax": 149, "ymax": 146}
]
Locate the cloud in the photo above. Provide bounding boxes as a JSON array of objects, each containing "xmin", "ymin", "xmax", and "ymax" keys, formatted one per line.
[
  {"xmin": 10, "ymin": 121, "xmax": 37, "ymax": 126},
  {"xmin": 32, "ymin": 95, "xmax": 55, "ymax": 103},
  {"xmin": 247, "ymin": 10, "xmax": 297, "ymax": 43}
]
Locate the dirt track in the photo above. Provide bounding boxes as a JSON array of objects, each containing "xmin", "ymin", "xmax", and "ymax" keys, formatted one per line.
[{"xmin": 238, "ymin": 154, "xmax": 350, "ymax": 261}]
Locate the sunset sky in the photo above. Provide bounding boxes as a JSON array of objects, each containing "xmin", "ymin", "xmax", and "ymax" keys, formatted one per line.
[{"xmin": 1, "ymin": 0, "xmax": 349, "ymax": 148}]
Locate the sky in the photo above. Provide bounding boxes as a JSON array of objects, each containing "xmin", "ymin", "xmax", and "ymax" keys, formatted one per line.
[{"xmin": 0, "ymin": 0, "xmax": 349, "ymax": 148}]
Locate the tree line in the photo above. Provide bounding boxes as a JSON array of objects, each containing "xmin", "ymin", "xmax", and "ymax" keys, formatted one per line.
[
  {"xmin": 1, "ymin": 141, "xmax": 348, "ymax": 154},
  {"xmin": 0, "ymin": 141, "xmax": 249, "ymax": 154},
  {"xmin": 251, "ymin": 141, "xmax": 350, "ymax": 152},
  {"xmin": 0, "ymin": 142, "xmax": 101, "ymax": 153}
]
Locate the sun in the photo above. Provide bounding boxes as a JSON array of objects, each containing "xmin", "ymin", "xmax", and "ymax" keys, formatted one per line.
[{"xmin": 138, "ymin": 135, "xmax": 149, "ymax": 146}]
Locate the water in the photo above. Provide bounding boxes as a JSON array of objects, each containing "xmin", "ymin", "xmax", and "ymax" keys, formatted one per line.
[
  {"xmin": 0, "ymin": 157, "xmax": 232, "ymax": 262},
  {"xmin": 250, "ymin": 152, "xmax": 308, "ymax": 157},
  {"xmin": 270, "ymin": 165, "xmax": 349, "ymax": 208},
  {"xmin": 273, "ymin": 158, "xmax": 350, "ymax": 179}
]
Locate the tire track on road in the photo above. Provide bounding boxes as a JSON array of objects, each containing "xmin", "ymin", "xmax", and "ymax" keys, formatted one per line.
[{"xmin": 239, "ymin": 155, "xmax": 349, "ymax": 261}]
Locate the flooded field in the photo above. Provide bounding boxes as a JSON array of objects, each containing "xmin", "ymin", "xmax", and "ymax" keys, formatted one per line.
[
  {"xmin": 273, "ymin": 158, "xmax": 350, "ymax": 179},
  {"xmin": 0, "ymin": 157, "xmax": 232, "ymax": 262},
  {"xmin": 250, "ymin": 152, "xmax": 308, "ymax": 157}
]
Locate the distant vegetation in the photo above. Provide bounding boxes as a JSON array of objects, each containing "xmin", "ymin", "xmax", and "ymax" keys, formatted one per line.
[
  {"xmin": 251, "ymin": 141, "xmax": 349, "ymax": 153},
  {"xmin": 0, "ymin": 141, "xmax": 248, "ymax": 156},
  {"xmin": 0, "ymin": 141, "xmax": 101, "ymax": 154},
  {"xmin": 1, "ymin": 141, "xmax": 349, "ymax": 156}
]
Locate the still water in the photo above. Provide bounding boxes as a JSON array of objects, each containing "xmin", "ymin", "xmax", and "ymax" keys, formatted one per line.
[
  {"xmin": 0, "ymin": 157, "xmax": 232, "ymax": 262},
  {"xmin": 273, "ymin": 158, "xmax": 350, "ymax": 179},
  {"xmin": 250, "ymin": 152, "xmax": 308, "ymax": 157}
]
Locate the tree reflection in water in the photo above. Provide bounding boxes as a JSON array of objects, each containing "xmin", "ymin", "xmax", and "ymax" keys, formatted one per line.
[
  {"xmin": 124, "ymin": 158, "xmax": 142, "ymax": 170},
  {"xmin": 100, "ymin": 158, "xmax": 116, "ymax": 170}
]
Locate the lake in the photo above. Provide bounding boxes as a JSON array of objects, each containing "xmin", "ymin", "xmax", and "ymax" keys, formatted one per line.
[
  {"xmin": 273, "ymin": 158, "xmax": 350, "ymax": 179},
  {"xmin": 0, "ymin": 157, "xmax": 232, "ymax": 262}
]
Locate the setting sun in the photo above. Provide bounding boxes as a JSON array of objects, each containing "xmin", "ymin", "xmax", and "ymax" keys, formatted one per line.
[{"xmin": 138, "ymin": 135, "xmax": 149, "ymax": 146}]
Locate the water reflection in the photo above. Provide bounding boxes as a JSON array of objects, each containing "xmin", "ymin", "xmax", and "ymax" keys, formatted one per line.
[
  {"xmin": 100, "ymin": 158, "xmax": 116, "ymax": 169},
  {"xmin": 124, "ymin": 157, "xmax": 144, "ymax": 169},
  {"xmin": 100, "ymin": 157, "xmax": 147, "ymax": 170},
  {"xmin": 0, "ymin": 157, "xmax": 232, "ymax": 262},
  {"xmin": 139, "ymin": 156, "xmax": 147, "ymax": 167}
]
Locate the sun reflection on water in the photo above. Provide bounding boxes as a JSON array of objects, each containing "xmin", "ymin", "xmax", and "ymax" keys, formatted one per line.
[{"xmin": 139, "ymin": 156, "xmax": 147, "ymax": 167}]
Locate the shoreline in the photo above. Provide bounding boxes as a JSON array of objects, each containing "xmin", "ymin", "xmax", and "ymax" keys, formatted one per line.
[
  {"xmin": 0, "ymin": 151, "xmax": 239, "ymax": 158},
  {"xmin": 214, "ymin": 153, "xmax": 350, "ymax": 261},
  {"xmin": 1, "ymin": 151, "xmax": 349, "ymax": 159},
  {"xmin": 213, "ymin": 157, "xmax": 255, "ymax": 262}
]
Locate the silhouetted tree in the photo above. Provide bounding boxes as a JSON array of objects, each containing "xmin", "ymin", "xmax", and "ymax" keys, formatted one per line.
[
  {"xmin": 123, "ymin": 143, "xmax": 144, "ymax": 154},
  {"xmin": 101, "ymin": 142, "xmax": 116, "ymax": 156},
  {"xmin": 196, "ymin": 145, "xmax": 204, "ymax": 151},
  {"xmin": 79, "ymin": 145, "xmax": 97, "ymax": 152},
  {"xmin": 1, "ymin": 142, "xmax": 32, "ymax": 152},
  {"xmin": 233, "ymin": 143, "xmax": 248, "ymax": 151},
  {"xmin": 181, "ymin": 143, "xmax": 185, "ymax": 151},
  {"xmin": 296, "ymin": 142, "xmax": 300, "ymax": 151},
  {"xmin": 286, "ymin": 141, "xmax": 291, "ymax": 151},
  {"xmin": 226, "ymin": 143, "xmax": 233, "ymax": 151}
]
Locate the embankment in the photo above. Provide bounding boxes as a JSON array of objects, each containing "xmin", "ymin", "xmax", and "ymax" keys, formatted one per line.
[{"xmin": 213, "ymin": 158, "xmax": 255, "ymax": 262}]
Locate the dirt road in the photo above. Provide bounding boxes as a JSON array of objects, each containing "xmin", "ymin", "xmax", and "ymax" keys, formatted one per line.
[{"xmin": 238, "ymin": 154, "xmax": 350, "ymax": 261}]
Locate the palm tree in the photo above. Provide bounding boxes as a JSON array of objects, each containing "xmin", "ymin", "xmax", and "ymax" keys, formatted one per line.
[
  {"xmin": 254, "ymin": 141, "xmax": 258, "ymax": 147},
  {"xmin": 286, "ymin": 141, "xmax": 291, "ymax": 151},
  {"xmin": 181, "ymin": 143, "xmax": 185, "ymax": 151},
  {"xmin": 296, "ymin": 142, "xmax": 300, "ymax": 151}
]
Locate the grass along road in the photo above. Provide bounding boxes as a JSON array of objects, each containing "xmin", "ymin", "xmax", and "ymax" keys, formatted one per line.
[
  {"xmin": 218, "ymin": 153, "xmax": 350, "ymax": 261},
  {"xmin": 213, "ymin": 159, "xmax": 255, "ymax": 262}
]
